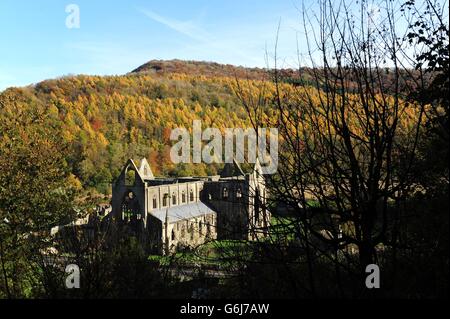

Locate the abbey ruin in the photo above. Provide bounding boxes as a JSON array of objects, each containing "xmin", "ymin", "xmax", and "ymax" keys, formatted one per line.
[{"xmin": 110, "ymin": 158, "xmax": 270, "ymax": 254}]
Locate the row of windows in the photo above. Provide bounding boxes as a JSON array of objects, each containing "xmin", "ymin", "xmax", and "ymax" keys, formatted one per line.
[
  {"xmin": 152, "ymin": 189, "xmax": 196, "ymax": 209},
  {"xmin": 171, "ymin": 217, "xmax": 214, "ymax": 241},
  {"xmin": 203, "ymin": 187, "xmax": 243, "ymax": 201},
  {"xmin": 176, "ymin": 215, "xmax": 213, "ymax": 230},
  {"xmin": 218, "ymin": 187, "xmax": 242, "ymax": 200},
  {"xmin": 150, "ymin": 185, "xmax": 244, "ymax": 210}
]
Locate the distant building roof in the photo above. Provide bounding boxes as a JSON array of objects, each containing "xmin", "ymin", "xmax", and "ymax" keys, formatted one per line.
[
  {"xmin": 149, "ymin": 202, "xmax": 216, "ymax": 223},
  {"xmin": 145, "ymin": 178, "xmax": 205, "ymax": 186},
  {"xmin": 144, "ymin": 176, "xmax": 223, "ymax": 186}
]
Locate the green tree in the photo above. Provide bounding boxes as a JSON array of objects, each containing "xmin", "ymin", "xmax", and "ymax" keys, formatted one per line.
[{"xmin": 0, "ymin": 89, "xmax": 77, "ymax": 297}]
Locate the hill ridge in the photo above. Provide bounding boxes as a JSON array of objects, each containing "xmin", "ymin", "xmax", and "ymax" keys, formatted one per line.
[{"xmin": 131, "ymin": 59, "xmax": 272, "ymax": 80}]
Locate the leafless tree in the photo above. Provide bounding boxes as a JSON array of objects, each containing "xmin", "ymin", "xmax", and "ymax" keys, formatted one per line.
[{"xmin": 235, "ymin": 0, "xmax": 438, "ymax": 296}]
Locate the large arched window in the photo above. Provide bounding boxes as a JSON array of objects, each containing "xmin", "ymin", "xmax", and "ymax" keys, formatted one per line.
[
  {"xmin": 125, "ymin": 168, "xmax": 136, "ymax": 186},
  {"xmin": 181, "ymin": 191, "xmax": 186, "ymax": 203},
  {"xmin": 121, "ymin": 191, "xmax": 139, "ymax": 220},
  {"xmin": 189, "ymin": 189, "xmax": 194, "ymax": 202}
]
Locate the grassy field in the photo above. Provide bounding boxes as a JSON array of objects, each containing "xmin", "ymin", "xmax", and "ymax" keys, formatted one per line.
[{"xmin": 148, "ymin": 240, "xmax": 254, "ymax": 268}]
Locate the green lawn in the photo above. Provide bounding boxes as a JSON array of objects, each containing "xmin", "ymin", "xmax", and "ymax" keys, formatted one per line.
[{"xmin": 148, "ymin": 240, "xmax": 254, "ymax": 268}]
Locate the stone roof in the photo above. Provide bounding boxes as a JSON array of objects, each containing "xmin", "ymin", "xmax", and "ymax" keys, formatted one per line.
[{"xmin": 149, "ymin": 202, "xmax": 216, "ymax": 224}]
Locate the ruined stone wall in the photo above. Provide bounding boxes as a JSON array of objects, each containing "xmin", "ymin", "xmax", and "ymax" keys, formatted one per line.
[
  {"xmin": 162, "ymin": 214, "xmax": 217, "ymax": 253},
  {"xmin": 203, "ymin": 180, "xmax": 249, "ymax": 240},
  {"xmin": 146, "ymin": 181, "xmax": 204, "ymax": 212},
  {"xmin": 111, "ymin": 159, "xmax": 271, "ymax": 255},
  {"xmin": 247, "ymin": 173, "xmax": 271, "ymax": 240},
  {"xmin": 146, "ymin": 214, "xmax": 163, "ymax": 254},
  {"xmin": 111, "ymin": 160, "xmax": 147, "ymax": 225}
]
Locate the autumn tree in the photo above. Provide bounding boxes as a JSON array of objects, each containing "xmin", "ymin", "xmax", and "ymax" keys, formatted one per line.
[{"xmin": 0, "ymin": 88, "xmax": 78, "ymax": 298}]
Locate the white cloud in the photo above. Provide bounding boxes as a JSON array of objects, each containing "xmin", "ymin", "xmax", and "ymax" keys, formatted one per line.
[
  {"xmin": 138, "ymin": 8, "xmax": 272, "ymax": 67},
  {"xmin": 139, "ymin": 9, "xmax": 212, "ymax": 43}
]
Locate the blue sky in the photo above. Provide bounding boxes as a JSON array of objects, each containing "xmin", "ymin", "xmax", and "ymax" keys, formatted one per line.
[{"xmin": 0, "ymin": 0, "xmax": 314, "ymax": 91}]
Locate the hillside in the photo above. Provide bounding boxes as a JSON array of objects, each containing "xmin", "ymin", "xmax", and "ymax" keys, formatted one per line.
[
  {"xmin": 0, "ymin": 59, "xmax": 420, "ymax": 196},
  {"xmin": 131, "ymin": 59, "xmax": 271, "ymax": 80},
  {"xmin": 0, "ymin": 60, "xmax": 280, "ymax": 195},
  {"xmin": 131, "ymin": 59, "xmax": 316, "ymax": 85}
]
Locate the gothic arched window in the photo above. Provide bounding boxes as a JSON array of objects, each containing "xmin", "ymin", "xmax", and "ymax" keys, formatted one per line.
[
  {"xmin": 153, "ymin": 195, "xmax": 157, "ymax": 209},
  {"xmin": 125, "ymin": 168, "xmax": 136, "ymax": 186},
  {"xmin": 190, "ymin": 224, "xmax": 194, "ymax": 240},
  {"xmin": 172, "ymin": 192, "xmax": 177, "ymax": 205},
  {"xmin": 163, "ymin": 193, "xmax": 169, "ymax": 207}
]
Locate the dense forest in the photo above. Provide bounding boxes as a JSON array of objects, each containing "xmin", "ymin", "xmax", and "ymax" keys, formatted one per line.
[
  {"xmin": 0, "ymin": 59, "xmax": 419, "ymax": 196},
  {"xmin": 0, "ymin": 60, "xmax": 280, "ymax": 196}
]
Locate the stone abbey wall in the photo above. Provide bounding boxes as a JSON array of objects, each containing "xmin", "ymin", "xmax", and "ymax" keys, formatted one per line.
[{"xmin": 111, "ymin": 158, "xmax": 270, "ymax": 254}]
